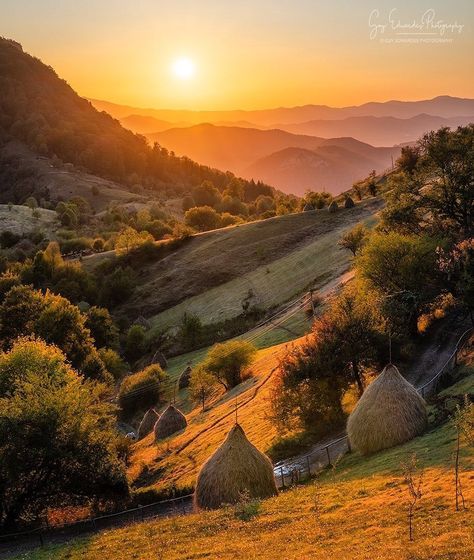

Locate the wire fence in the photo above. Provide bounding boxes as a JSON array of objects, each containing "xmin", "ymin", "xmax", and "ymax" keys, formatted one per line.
[{"xmin": 1, "ymin": 328, "xmax": 471, "ymax": 549}]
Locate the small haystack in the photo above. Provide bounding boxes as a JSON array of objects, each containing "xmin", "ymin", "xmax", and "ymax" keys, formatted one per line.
[
  {"xmin": 194, "ymin": 423, "xmax": 278, "ymax": 510},
  {"xmin": 303, "ymin": 203, "xmax": 315, "ymax": 212},
  {"xmin": 328, "ymin": 200, "xmax": 338, "ymax": 213},
  {"xmin": 137, "ymin": 408, "xmax": 159, "ymax": 440},
  {"xmin": 347, "ymin": 364, "xmax": 427, "ymax": 455},
  {"xmin": 154, "ymin": 404, "xmax": 187, "ymax": 440},
  {"xmin": 151, "ymin": 350, "xmax": 168, "ymax": 370},
  {"xmin": 344, "ymin": 196, "xmax": 355, "ymax": 209},
  {"xmin": 178, "ymin": 365, "xmax": 192, "ymax": 390}
]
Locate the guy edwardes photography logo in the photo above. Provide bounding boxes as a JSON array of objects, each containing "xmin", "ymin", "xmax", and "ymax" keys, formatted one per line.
[{"xmin": 369, "ymin": 8, "xmax": 465, "ymax": 43}]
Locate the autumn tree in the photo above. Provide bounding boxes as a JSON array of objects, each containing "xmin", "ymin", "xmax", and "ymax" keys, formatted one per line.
[
  {"xmin": 202, "ymin": 340, "xmax": 256, "ymax": 389},
  {"xmin": 338, "ymin": 224, "xmax": 368, "ymax": 256},
  {"xmin": 0, "ymin": 338, "xmax": 128, "ymax": 529},
  {"xmin": 189, "ymin": 365, "xmax": 217, "ymax": 411},
  {"xmin": 185, "ymin": 206, "xmax": 221, "ymax": 232}
]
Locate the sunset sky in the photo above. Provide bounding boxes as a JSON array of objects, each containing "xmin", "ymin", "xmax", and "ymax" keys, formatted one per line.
[{"xmin": 2, "ymin": 0, "xmax": 473, "ymax": 110}]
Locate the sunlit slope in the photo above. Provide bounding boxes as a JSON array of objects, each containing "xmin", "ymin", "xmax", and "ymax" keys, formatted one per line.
[
  {"xmin": 92, "ymin": 197, "xmax": 381, "ymax": 329},
  {"xmin": 19, "ymin": 367, "xmax": 474, "ymax": 560}
]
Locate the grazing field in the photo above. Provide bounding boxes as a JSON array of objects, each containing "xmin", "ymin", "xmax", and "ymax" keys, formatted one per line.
[
  {"xmin": 0, "ymin": 204, "xmax": 57, "ymax": 236},
  {"xmin": 129, "ymin": 340, "xmax": 296, "ymax": 492},
  {"xmin": 14, "ymin": 367, "xmax": 474, "ymax": 560},
  {"xmin": 85, "ymin": 197, "xmax": 381, "ymax": 329}
]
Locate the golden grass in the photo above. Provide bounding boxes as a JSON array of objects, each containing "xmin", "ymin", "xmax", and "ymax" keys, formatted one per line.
[
  {"xmin": 16, "ymin": 414, "xmax": 474, "ymax": 560},
  {"xmin": 128, "ymin": 341, "xmax": 297, "ymax": 491}
]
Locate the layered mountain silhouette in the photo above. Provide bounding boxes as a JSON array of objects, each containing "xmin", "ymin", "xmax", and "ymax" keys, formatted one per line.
[{"xmin": 148, "ymin": 124, "xmax": 400, "ymax": 194}]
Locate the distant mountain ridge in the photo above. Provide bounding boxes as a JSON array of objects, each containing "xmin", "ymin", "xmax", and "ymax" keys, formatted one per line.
[
  {"xmin": 91, "ymin": 95, "xmax": 474, "ymax": 127},
  {"xmin": 149, "ymin": 124, "xmax": 399, "ymax": 195}
]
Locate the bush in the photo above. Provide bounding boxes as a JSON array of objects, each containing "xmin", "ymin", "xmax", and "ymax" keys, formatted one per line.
[
  {"xmin": 202, "ymin": 340, "xmax": 256, "ymax": 389},
  {"xmin": 0, "ymin": 338, "xmax": 128, "ymax": 528},
  {"xmin": 99, "ymin": 266, "xmax": 135, "ymax": 306},
  {"xmin": 99, "ymin": 348, "xmax": 129, "ymax": 380},
  {"xmin": 185, "ymin": 206, "xmax": 221, "ymax": 232},
  {"xmin": 59, "ymin": 237, "xmax": 93, "ymax": 254},
  {"xmin": 86, "ymin": 306, "xmax": 119, "ymax": 349},
  {"xmin": 125, "ymin": 324, "xmax": 147, "ymax": 363},
  {"xmin": 118, "ymin": 364, "xmax": 167, "ymax": 415}
]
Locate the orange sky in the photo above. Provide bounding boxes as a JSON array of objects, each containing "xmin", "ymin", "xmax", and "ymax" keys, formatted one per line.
[{"xmin": 2, "ymin": 0, "xmax": 473, "ymax": 110}]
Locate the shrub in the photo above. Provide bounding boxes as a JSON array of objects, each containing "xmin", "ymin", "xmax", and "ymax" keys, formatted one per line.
[
  {"xmin": 185, "ymin": 206, "xmax": 221, "ymax": 232},
  {"xmin": 99, "ymin": 348, "xmax": 129, "ymax": 380},
  {"xmin": 86, "ymin": 306, "xmax": 119, "ymax": 349},
  {"xmin": 202, "ymin": 340, "xmax": 256, "ymax": 389},
  {"xmin": 0, "ymin": 338, "xmax": 128, "ymax": 529},
  {"xmin": 125, "ymin": 324, "xmax": 147, "ymax": 363},
  {"xmin": 99, "ymin": 266, "xmax": 135, "ymax": 306},
  {"xmin": 118, "ymin": 364, "xmax": 167, "ymax": 414}
]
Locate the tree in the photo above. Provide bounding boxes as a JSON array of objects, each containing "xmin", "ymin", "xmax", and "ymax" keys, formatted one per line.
[
  {"xmin": 25, "ymin": 196, "xmax": 38, "ymax": 213},
  {"xmin": 99, "ymin": 266, "xmax": 135, "ymax": 306},
  {"xmin": 115, "ymin": 227, "xmax": 153, "ymax": 255},
  {"xmin": 192, "ymin": 181, "xmax": 222, "ymax": 207},
  {"xmin": 0, "ymin": 338, "xmax": 128, "ymax": 529},
  {"xmin": 397, "ymin": 145, "xmax": 420, "ymax": 175},
  {"xmin": 185, "ymin": 206, "xmax": 221, "ymax": 232},
  {"xmin": 118, "ymin": 364, "xmax": 167, "ymax": 415},
  {"xmin": 86, "ymin": 306, "xmax": 119, "ymax": 349},
  {"xmin": 366, "ymin": 171, "xmax": 377, "ymax": 197},
  {"xmin": 352, "ymin": 181, "xmax": 364, "ymax": 201},
  {"xmin": 419, "ymin": 125, "xmax": 474, "ymax": 236},
  {"xmin": 125, "ymin": 324, "xmax": 147, "ymax": 363},
  {"xmin": 383, "ymin": 126, "xmax": 474, "ymax": 237},
  {"xmin": 255, "ymin": 195, "xmax": 275, "ymax": 214},
  {"xmin": 356, "ymin": 232, "xmax": 440, "ymax": 336},
  {"xmin": 178, "ymin": 313, "xmax": 202, "ymax": 350},
  {"xmin": 202, "ymin": 340, "xmax": 256, "ymax": 390},
  {"xmin": 98, "ymin": 348, "xmax": 129, "ymax": 380},
  {"xmin": 0, "ymin": 286, "xmax": 109, "ymax": 382},
  {"xmin": 189, "ymin": 365, "xmax": 217, "ymax": 411},
  {"xmin": 338, "ymin": 224, "xmax": 368, "ymax": 256}
]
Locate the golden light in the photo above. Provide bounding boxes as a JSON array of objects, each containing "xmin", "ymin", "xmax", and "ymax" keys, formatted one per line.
[{"xmin": 172, "ymin": 57, "xmax": 195, "ymax": 80}]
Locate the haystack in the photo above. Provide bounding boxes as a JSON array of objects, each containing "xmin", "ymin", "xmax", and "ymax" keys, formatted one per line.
[
  {"xmin": 151, "ymin": 350, "xmax": 168, "ymax": 370},
  {"xmin": 178, "ymin": 365, "xmax": 192, "ymax": 390},
  {"xmin": 347, "ymin": 364, "xmax": 427, "ymax": 455},
  {"xmin": 154, "ymin": 404, "xmax": 187, "ymax": 440},
  {"xmin": 344, "ymin": 196, "xmax": 355, "ymax": 208},
  {"xmin": 303, "ymin": 203, "xmax": 314, "ymax": 212},
  {"xmin": 194, "ymin": 423, "xmax": 278, "ymax": 510},
  {"xmin": 328, "ymin": 200, "xmax": 338, "ymax": 213},
  {"xmin": 137, "ymin": 408, "xmax": 159, "ymax": 440}
]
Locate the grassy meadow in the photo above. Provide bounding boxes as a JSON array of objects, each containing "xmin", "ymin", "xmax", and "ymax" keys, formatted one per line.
[{"xmin": 14, "ymin": 366, "xmax": 474, "ymax": 560}]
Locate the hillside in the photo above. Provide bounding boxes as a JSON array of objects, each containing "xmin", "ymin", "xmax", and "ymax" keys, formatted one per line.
[
  {"xmin": 0, "ymin": 38, "xmax": 266, "ymax": 204},
  {"xmin": 85, "ymin": 197, "xmax": 382, "ymax": 329},
  {"xmin": 9, "ymin": 362, "xmax": 473, "ymax": 559},
  {"xmin": 149, "ymin": 124, "xmax": 399, "ymax": 194}
]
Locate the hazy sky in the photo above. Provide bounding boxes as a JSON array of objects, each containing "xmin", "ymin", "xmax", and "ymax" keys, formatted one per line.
[{"xmin": 1, "ymin": 0, "xmax": 473, "ymax": 109}]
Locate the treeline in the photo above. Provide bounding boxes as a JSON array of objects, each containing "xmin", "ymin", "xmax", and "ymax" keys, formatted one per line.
[{"xmin": 270, "ymin": 125, "xmax": 474, "ymax": 455}]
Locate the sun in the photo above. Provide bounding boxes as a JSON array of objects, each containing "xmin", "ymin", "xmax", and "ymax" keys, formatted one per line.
[{"xmin": 172, "ymin": 57, "xmax": 195, "ymax": 80}]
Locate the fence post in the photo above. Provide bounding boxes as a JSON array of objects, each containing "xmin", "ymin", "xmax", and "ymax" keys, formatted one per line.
[
  {"xmin": 306, "ymin": 455, "xmax": 311, "ymax": 479},
  {"xmin": 181, "ymin": 497, "xmax": 186, "ymax": 515},
  {"xmin": 139, "ymin": 505, "xmax": 144, "ymax": 522},
  {"xmin": 347, "ymin": 438, "xmax": 351, "ymax": 453},
  {"xmin": 454, "ymin": 349, "xmax": 458, "ymax": 367},
  {"xmin": 326, "ymin": 445, "xmax": 331, "ymax": 467},
  {"xmin": 280, "ymin": 467, "xmax": 285, "ymax": 489},
  {"xmin": 38, "ymin": 529, "xmax": 44, "ymax": 547}
]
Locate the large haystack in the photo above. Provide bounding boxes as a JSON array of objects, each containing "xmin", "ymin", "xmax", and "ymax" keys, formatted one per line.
[
  {"xmin": 195, "ymin": 423, "xmax": 278, "ymax": 510},
  {"xmin": 178, "ymin": 365, "xmax": 192, "ymax": 390},
  {"xmin": 137, "ymin": 408, "xmax": 159, "ymax": 440},
  {"xmin": 154, "ymin": 405, "xmax": 187, "ymax": 440},
  {"xmin": 347, "ymin": 364, "xmax": 427, "ymax": 455},
  {"xmin": 303, "ymin": 203, "xmax": 315, "ymax": 212},
  {"xmin": 328, "ymin": 200, "xmax": 338, "ymax": 213}
]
